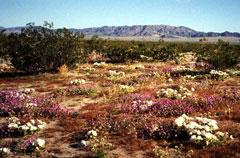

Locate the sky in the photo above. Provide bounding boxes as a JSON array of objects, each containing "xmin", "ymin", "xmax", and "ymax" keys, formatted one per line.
[{"xmin": 0, "ymin": 0, "xmax": 240, "ymax": 32}]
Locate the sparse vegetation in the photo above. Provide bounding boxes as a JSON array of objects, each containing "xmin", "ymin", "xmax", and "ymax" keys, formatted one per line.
[
  {"xmin": 1, "ymin": 24, "xmax": 240, "ymax": 74},
  {"xmin": 0, "ymin": 22, "xmax": 240, "ymax": 157}
]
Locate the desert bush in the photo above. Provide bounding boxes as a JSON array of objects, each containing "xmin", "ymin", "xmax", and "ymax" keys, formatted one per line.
[
  {"xmin": 2, "ymin": 23, "xmax": 240, "ymax": 71},
  {"xmin": 5, "ymin": 22, "xmax": 83, "ymax": 73},
  {"xmin": 87, "ymin": 51, "xmax": 107, "ymax": 63},
  {"xmin": 208, "ymin": 40, "xmax": 239, "ymax": 69},
  {"xmin": 196, "ymin": 40, "xmax": 240, "ymax": 69},
  {"xmin": 103, "ymin": 43, "xmax": 129, "ymax": 63},
  {"xmin": 151, "ymin": 44, "xmax": 179, "ymax": 61},
  {"xmin": 0, "ymin": 31, "xmax": 8, "ymax": 59}
]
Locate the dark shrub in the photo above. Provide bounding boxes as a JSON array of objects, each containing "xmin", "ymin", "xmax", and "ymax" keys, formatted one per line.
[
  {"xmin": 151, "ymin": 44, "xmax": 179, "ymax": 61},
  {"xmin": 208, "ymin": 40, "xmax": 239, "ymax": 69},
  {"xmin": 5, "ymin": 22, "xmax": 83, "ymax": 73},
  {"xmin": 0, "ymin": 31, "xmax": 7, "ymax": 59}
]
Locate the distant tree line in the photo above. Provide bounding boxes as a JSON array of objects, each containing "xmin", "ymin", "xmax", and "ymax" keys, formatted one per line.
[{"xmin": 0, "ymin": 22, "xmax": 239, "ymax": 73}]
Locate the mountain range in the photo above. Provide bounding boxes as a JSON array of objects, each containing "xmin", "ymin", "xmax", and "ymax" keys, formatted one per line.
[{"xmin": 1, "ymin": 25, "xmax": 240, "ymax": 38}]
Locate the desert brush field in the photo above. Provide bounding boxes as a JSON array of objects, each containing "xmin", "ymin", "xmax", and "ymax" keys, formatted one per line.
[
  {"xmin": 1, "ymin": 55, "xmax": 240, "ymax": 157},
  {"xmin": 0, "ymin": 25, "xmax": 240, "ymax": 158}
]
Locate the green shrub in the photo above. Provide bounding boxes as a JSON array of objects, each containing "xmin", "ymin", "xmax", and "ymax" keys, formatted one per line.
[
  {"xmin": 5, "ymin": 22, "xmax": 84, "ymax": 73},
  {"xmin": 151, "ymin": 44, "xmax": 179, "ymax": 61},
  {"xmin": 0, "ymin": 31, "xmax": 8, "ymax": 59},
  {"xmin": 1, "ymin": 22, "xmax": 240, "ymax": 71},
  {"xmin": 208, "ymin": 40, "xmax": 239, "ymax": 69}
]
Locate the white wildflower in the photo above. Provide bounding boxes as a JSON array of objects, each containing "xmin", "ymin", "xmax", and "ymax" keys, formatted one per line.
[
  {"xmin": 205, "ymin": 132, "xmax": 214, "ymax": 140},
  {"xmin": 87, "ymin": 130, "xmax": 98, "ymax": 138},
  {"xmin": 146, "ymin": 100, "xmax": 154, "ymax": 107},
  {"xmin": 20, "ymin": 125, "xmax": 29, "ymax": 131},
  {"xmin": 0, "ymin": 147, "xmax": 10, "ymax": 154},
  {"xmin": 168, "ymin": 78, "xmax": 173, "ymax": 82},
  {"xmin": 216, "ymin": 131, "xmax": 225, "ymax": 137},
  {"xmin": 174, "ymin": 116, "xmax": 185, "ymax": 127},
  {"xmin": 186, "ymin": 121, "xmax": 198, "ymax": 129},
  {"xmin": 204, "ymin": 125, "xmax": 211, "ymax": 132},
  {"xmin": 69, "ymin": 79, "xmax": 86, "ymax": 85},
  {"xmin": 80, "ymin": 140, "xmax": 87, "ymax": 147},
  {"xmin": 93, "ymin": 62, "xmax": 106, "ymax": 68},
  {"xmin": 36, "ymin": 138, "xmax": 45, "ymax": 148},
  {"xmin": 175, "ymin": 114, "xmax": 230, "ymax": 146},
  {"xmin": 197, "ymin": 135, "xmax": 203, "ymax": 141},
  {"xmin": 29, "ymin": 125, "xmax": 38, "ymax": 131},
  {"xmin": 190, "ymin": 135, "xmax": 197, "ymax": 141},
  {"xmin": 8, "ymin": 123, "xmax": 19, "ymax": 129},
  {"xmin": 30, "ymin": 119, "xmax": 36, "ymax": 125}
]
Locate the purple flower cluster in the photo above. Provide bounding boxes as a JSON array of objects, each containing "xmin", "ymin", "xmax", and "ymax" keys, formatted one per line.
[
  {"xmin": 119, "ymin": 90, "xmax": 240, "ymax": 117},
  {"xmin": 162, "ymin": 67, "xmax": 173, "ymax": 73},
  {"xmin": 120, "ymin": 94, "xmax": 193, "ymax": 117},
  {"xmin": 17, "ymin": 136, "xmax": 36, "ymax": 152},
  {"xmin": 119, "ymin": 93, "xmax": 152, "ymax": 104},
  {"xmin": 193, "ymin": 96, "xmax": 224, "ymax": 110},
  {"xmin": 38, "ymin": 102, "xmax": 73, "ymax": 118},
  {"xmin": 0, "ymin": 90, "xmax": 73, "ymax": 118},
  {"xmin": 150, "ymin": 99, "xmax": 193, "ymax": 117},
  {"xmin": 119, "ymin": 93, "xmax": 153, "ymax": 112},
  {"xmin": 0, "ymin": 90, "xmax": 32, "ymax": 116}
]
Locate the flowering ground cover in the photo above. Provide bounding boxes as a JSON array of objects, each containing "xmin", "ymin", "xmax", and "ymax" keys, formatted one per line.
[{"xmin": 0, "ymin": 61, "xmax": 240, "ymax": 158}]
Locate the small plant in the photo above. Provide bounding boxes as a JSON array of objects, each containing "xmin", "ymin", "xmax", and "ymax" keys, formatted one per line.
[
  {"xmin": 225, "ymin": 69, "xmax": 240, "ymax": 76},
  {"xmin": 20, "ymin": 88, "xmax": 35, "ymax": 94},
  {"xmin": 84, "ymin": 67, "xmax": 95, "ymax": 74},
  {"xmin": 96, "ymin": 149, "xmax": 109, "ymax": 158},
  {"xmin": 67, "ymin": 87, "xmax": 97, "ymax": 97},
  {"xmin": 210, "ymin": 70, "xmax": 229, "ymax": 80},
  {"xmin": 184, "ymin": 75, "xmax": 196, "ymax": 80},
  {"xmin": 93, "ymin": 62, "xmax": 106, "ymax": 68},
  {"xmin": 156, "ymin": 86, "xmax": 194, "ymax": 99},
  {"xmin": 107, "ymin": 70, "xmax": 125, "ymax": 78},
  {"xmin": 18, "ymin": 136, "xmax": 46, "ymax": 153},
  {"xmin": 130, "ymin": 64, "xmax": 145, "ymax": 70},
  {"xmin": 153, "ymin": 146, "xmax": 186, "ymax": 158},
  {"xmin": 136, "ymin": 121, "xmax": 188, "ymax": 140},
  {"xmin": 140, "ymin": 55, "xmax": 153, "ymax": 61},
  {"xmin": 75, "ymin": 129, "xmax": 112, "ymax": 157},
  {"xmin": 0, "ymin": 147, "xmax": 11, "ymax": 156},
  {"xmin": 87, "ymin": 129, "xmax": 98, "ymax": 138},
  {"xmin": 175, "ymin": 114, "xmax": 232, "ymax": 147},
  {"xmin": 7, "ymin": 117, "xmax": 46, "ymax": 135},
  {"xmin": 69, "ymin": 79, "xmax": 86, "ymax": 85},
  {"xmin": 58, "ymin": 64, "xmax": 69, "ymax": 75},
  {"xmin": 119, "ymin": 85, "xmax": 134, "ymax": 94},
  {"xmin": 153, "ymin": 146, "xmax": 169, "ymax": 158}
]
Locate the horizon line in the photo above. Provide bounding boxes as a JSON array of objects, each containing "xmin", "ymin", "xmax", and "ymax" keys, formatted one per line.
[{"xmin": 1, "ymin": 24, "xmax": 240, "ymax": 34}]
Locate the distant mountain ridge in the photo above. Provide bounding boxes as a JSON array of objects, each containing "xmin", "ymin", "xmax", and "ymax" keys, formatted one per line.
[{"xmin": 1, "ymin": 25, "xmax": 240, "ymax": 38}]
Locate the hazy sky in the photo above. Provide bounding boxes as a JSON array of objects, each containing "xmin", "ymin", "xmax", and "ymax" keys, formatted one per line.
[{"xmin": 0, "ymin": 0, "xmax": 240, "ymax": 32}]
